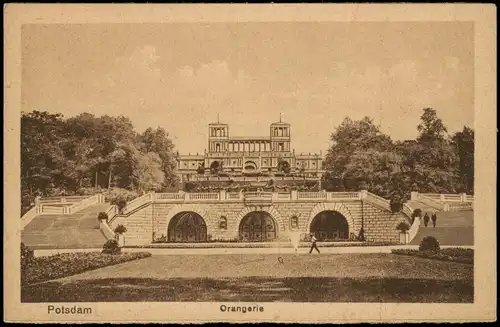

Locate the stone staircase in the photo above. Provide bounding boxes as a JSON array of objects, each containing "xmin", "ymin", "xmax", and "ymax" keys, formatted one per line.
[
  {"xmin": 409, "ymin": 211, "xmax": 474, "ymax": 246},
  {"xmin": 22, "ymin": 203, "xmax": 110, "ymax": 249},
  {"xmin": 406, "ymin": 200, "xmax": 441, "ymax": 214}
]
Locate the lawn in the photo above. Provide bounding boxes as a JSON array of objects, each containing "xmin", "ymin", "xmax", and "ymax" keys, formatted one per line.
[{"xmin": 22, "ymin": 253, "xmax": 473, "ymax": 303}]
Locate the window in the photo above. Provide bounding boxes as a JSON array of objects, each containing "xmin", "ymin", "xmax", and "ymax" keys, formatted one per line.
[
  {"xmin": 216, "ymin": 143, "xmax": 221, "ymax": 152},
  {"xmin": 219, "ymin": 216, "xmax": 227, "ymax": 229}
]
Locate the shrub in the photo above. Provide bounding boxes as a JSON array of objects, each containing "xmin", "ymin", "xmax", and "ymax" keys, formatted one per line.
[
  {"xmin": 21, "ymin": 251, "xmax": 152, "ymax": 285},
  {"xmin": 104, "ymin": 187, "xmax": 139, "ymax": 204},
  {"xmin": 412, "ymin": 208, "xmax": 423, "ymax": 218},
  {"xmin": 102, "ymin": 239, "xmax": 121, "ymax": 254},
  {"xmin": 114, "ymin": 224, "xmax": 127, "ymax": 234},
  {"xmin": 76, "ymin": 187, "xmax": 100, "ymax": 196},
  {"xmin": 21, "ymin": 243, "xmax": 34, "ymax": 269},
  {"xmin": 116, "ymin": 199, "xmax": 127, "ymax": 212},
  {"xmin": 97, "ymin": 212, "xmax": 108, "ymax": 222},
  {"xmin": 392, "ymin": 248, "xmax": 473, "ymax": 264},
  {"xmin": 419, "ymin": 236, "xmax": 440, "ymax": 252},
  {"xmin": 396, "ymin": 222, "xmax": 410, "ymax": 233}
]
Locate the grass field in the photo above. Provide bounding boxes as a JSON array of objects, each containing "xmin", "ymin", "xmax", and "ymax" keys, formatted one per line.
[{"xmin": 22, "ymin": 253, "xmax": 473, "ymax": 303}]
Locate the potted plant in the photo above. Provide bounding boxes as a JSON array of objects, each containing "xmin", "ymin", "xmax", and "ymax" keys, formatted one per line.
[
  {"xmin": 396, "ymin": 221, "xmax": 410, "ymax": 244},
  {"xmin": 114, "ymin": 224, "xmax": 127, "ymax": 247},
  {"xmin": 97, "ymin": 212, "xmax": 108, "ymax": 223}
]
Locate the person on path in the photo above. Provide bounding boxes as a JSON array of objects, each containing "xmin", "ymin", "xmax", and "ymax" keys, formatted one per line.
[
  {"xmin": 309, "ymin": 233, "xmax": 320, "ymax": 254},
  {"xmin": 423, "ymin": 213, "xmax": 430, "ymax": 227},
  {"xmin": 431, "ymin": 212, "xmax": 437, "ymax": 228}
]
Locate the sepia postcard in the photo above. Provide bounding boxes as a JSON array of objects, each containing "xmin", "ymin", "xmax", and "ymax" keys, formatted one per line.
[{"xmin": 4, "ymin": 3, "xmax": 497, "ymax": 324}]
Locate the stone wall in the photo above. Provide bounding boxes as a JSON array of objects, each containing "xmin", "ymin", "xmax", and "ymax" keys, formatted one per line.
[{"xmin": 110, "ymin": 199, "xmax": 409, "ymax": 246}]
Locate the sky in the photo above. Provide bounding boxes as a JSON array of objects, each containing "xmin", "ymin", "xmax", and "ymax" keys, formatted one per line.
[{"xmin": 21, "ymin": 22, "xmax": 474, "ymax": 154}]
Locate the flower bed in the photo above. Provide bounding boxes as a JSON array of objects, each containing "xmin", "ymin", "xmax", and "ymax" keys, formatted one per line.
[
  {"xmin": 21, "ymin": 251, "xmax": 152, "ymax": 285},
  {"xmin": 391, "ymin": 248, "xmax": 473, "ymax": 264}
]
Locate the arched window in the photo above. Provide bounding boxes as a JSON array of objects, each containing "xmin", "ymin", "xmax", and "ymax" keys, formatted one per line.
[
  {"xmin": 219, "ymin": 216, "xmax": 227, "ymax": 229},
  {"xmin": 290, "ymin": 216, "xmax": 299, "ymax": 229}
]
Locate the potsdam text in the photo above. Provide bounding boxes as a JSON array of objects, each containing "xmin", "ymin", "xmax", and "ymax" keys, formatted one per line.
[
  {"xmin": 48, "ymin": 305, "xmax": 92, "ymax": 315},
  {"xmin": 220, "ymin": 304, "xmax": 264, "ymax": 313}
]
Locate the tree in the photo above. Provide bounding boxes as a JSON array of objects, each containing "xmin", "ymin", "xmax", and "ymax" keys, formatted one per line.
[
  {"xmin": 196, "ymin": 162, "xmax": 205, "ymax": 175},
  {"xmin": 210, "ymin": 161, "xmax": 221, "ymax": 175},
  {"xmin": 21, "ymin": 110, "xmax": 180, "ymax": 210},
  {"xmin": 21, "ymin": 111, "xmax": 68, "ymax": 206},
  {"xmin": 452, "ymin": 126, "xmax": 474, "ymax": 194},
  {"xmin": 299, "ymin": 161, "xmax": 306, "ymax": 175},
  {"xmin": 417, "ymin": 108, "xmax": 448, "ymax": 143},
  {"xmin": 140, "ymin": 127, "xmax": 178, "ymax": 188},
  {"xmin": 277, "ymin": 158, "xmax": 291, "ymax": 174},
  {"xmin": 133, "ymin": 152, "xmax": 165, "ymax": 192},
  {"xmin": 322, "ymin": 117, "xmax": 393, "ymax": 195}
]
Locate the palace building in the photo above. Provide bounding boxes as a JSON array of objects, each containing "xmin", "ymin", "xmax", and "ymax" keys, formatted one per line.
[{"xmin": 176, "ymin": 119, "xmax": 324, "ymax": 181}]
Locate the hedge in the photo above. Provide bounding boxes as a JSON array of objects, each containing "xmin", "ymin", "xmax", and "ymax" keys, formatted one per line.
[
  {"xmin": 391, "ymin": 248, "xmax": 473, "ymax": 264},
  {"xmin": 21, "ymin": 251, "xmax": 152, "ymax": 285}
]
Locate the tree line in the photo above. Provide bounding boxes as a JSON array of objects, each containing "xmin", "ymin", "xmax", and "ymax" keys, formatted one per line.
[
  {"xmin": 21, "ymin": 108, "xmax": 474, "ymax": 212},
  {"xmin": 21, "ymin": 111, "xmax": 178, "ymax": 211},
  {"xmin": 321, "ymin": 108, "xmax": 474, "ymax": 200}
]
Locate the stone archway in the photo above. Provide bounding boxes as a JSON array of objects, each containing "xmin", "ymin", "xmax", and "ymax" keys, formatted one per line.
[
  {"xmin": 309, "ymin": 211, "xmax": 349, "ymax": 241},
  {"xmin": 307, "ymin": 202, "xmax": 354, "ymax": 234},
  {"xmin": 235, "ymin": 206, "xmax": 285, "ymax": 233},
  {"xmin": 167, "ymin": 211, "xmax": 207, "ymax": 242},
  {"xmin": 239, "ymin": 211, "xmax": 278, "ymax": 242},
  {"xmin": 164, "ymin": 204, "xmax": 210, "ymax": 240}
]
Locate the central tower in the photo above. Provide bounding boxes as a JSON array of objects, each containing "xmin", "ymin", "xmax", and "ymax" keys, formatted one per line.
[
  {"xmin": 208, "ymin": 122, "xmax": 229, "ymax": 153},
  {"xmin": 269, "ymin": 119, "xmax": 291, "ymax": 152}
]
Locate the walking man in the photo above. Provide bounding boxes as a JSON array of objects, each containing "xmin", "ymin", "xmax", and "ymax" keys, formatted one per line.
[
  {"xmin": 309, "ymin": 233, "xmax": 320, "ymax": 254},
  {"xmin": 423, "ymin": 213, "xmax": 430, "ymax": 227},
  {"xmin": 431, "ymin": 212, "xmax": 437, "ymax": 228}
]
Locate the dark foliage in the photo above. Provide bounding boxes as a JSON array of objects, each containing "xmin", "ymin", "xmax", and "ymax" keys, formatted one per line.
[
  {"xmin": 102, "ymin": 239, "xmax": 121, "ymax": 255},
  {"xmin": 419, "ymin": 236, "xmax": 441, "ymax": 252}
]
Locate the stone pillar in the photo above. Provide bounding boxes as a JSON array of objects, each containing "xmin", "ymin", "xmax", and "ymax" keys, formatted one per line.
[
  {"xmin": 410, "ymin": 191, "xmax": 419, "ymax": 200},
  {"xmin": 291, "ymin": 190, "xmax": 298, "ymax": 200},
  {"xmin": 219, "ymin": 189, "xmax": 226, "ymax": 200},
  {"xmin": 440, "ymin": 194, "xmax": 445, "ymax": 202},
  {"xmin": 461, "ymin": 193, "xmax": 467, "ymax": 202},
  {"xmin": 359, "ymin": 189, "xmax": 368, "ymax": 200}
]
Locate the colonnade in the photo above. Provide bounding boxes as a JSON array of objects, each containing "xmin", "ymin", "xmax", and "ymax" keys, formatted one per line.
[{"xmin": 209, "ymin": 140, "xmax": 292, "ymax": 153}]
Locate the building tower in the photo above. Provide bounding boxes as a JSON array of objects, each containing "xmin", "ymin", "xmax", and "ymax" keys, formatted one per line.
[
  {"xmin": 269, "ymin": 116, "xmax": 291, "ymax": 152},
  {"xmin": 208, "ymin": 120, "xmax": 229, "ymax": 153}
]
